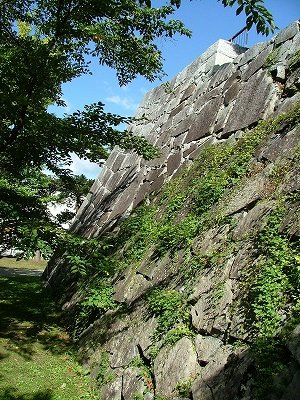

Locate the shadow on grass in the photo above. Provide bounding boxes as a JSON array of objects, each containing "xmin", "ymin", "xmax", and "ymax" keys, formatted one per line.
[
  {"xmin": 0, "ymin": 274, "xmax": 70, "ymax": 359},
  {"xmin": 0, "ymin": 388, "xmax": 53, "ymax": 400}
]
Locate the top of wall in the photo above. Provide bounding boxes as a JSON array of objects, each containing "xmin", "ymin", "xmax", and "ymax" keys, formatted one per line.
[{"xmin": 72, "ymin": 21, "xmax": 300, "ymax": 238}]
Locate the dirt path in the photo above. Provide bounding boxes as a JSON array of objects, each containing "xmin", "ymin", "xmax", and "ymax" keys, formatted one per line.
[{"xmin": 0, "ymin": 264, "xmax": 95, "ymax": 400}]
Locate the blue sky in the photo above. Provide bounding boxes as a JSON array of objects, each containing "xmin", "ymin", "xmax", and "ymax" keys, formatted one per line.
[{"xmin": 50, "ymin": 0, "xmax": 299, "ymax": 179}]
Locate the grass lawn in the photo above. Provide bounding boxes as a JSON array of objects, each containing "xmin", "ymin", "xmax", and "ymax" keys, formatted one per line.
[
  {"xmin": 0, "ymin": 257, "xmax": 47, "ymax": 270},
  {"xmin": 0, "ymin": 262, "xmax": 96, "ymax": 400}
]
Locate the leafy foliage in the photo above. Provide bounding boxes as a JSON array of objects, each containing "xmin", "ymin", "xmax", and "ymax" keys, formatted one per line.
[
  {"xmin": 219, "ymin": 0, "xmax": 276, "ymax": 35},
  {"xmin": 147, "ymin": 288, "xmax": 189, "ymax": 338},
  {"xmin": 250, "ymin": 204, "xmax": 300, "ymax": 338},
  {"xmin": 0, "ymin": 0, "xmax": 276, "ymax": 257},
  {"xmin": 0, "ymin": 168, "xmax": 94, "ymax": 258}
]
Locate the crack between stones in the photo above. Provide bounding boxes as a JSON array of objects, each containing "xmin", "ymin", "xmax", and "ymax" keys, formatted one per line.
[{"xmin": 136, "ymin": 343, "xmax": 156, "ymax": 394}]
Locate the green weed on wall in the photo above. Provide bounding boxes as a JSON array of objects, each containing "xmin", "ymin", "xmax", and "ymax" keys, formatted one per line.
[{"xmin": 63, "ymin": 102, "xmax": 300, "ymax": 353}]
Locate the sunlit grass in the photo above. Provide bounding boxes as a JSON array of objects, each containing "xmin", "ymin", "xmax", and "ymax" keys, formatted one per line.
[
  {"xmin": 0, "ymin": 257, "xmax": 47, "ymax": 270},
  {"xmin": 0, "ymin": 272, "xmax": 96, "ymax": 400}
]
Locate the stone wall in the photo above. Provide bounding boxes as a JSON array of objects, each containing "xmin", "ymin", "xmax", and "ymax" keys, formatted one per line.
[
  {"xmin": 72, "ymin": 21, "xmax": 299, "ymax": 239},
  {"xmin": 47, "ymin": 21, "xmax": 300, "ymax": 400}
]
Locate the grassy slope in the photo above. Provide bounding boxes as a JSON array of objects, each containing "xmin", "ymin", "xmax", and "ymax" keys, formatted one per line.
[{"xmin": 0, "ymin": 261, "xmax": 95, "ymax": 400}]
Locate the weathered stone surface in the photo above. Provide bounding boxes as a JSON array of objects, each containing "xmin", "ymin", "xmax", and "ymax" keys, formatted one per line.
[
  {"xmin": 170, "ymin": 102, "xmax": 185, "ymax": 118},
  {"xmin": 188, "ymin": 276, "xmax": 212, "ymax": 303},
  {"xmin": 242, "ymin": 45, "xmax": 273, "ymax": 81},
  {"xmin": 113, "ymin": 266, "xmax": 152, "ymax": 305},
  {"xmin": 275, "ymin": 21, "xmax": 299, "ymax": 44},
  {"xmin": 229, "ymin": 308, "xmax": 249, "ymax": 340},
  {"xmin": 109, "ymin": 179, "xmax": 140, "ymax": 220},
  {"xmin": 190, "ymin": 279, "xmax": 235, "ymax": 335},
  {"xmin": 195, "ymin": 335, "xmax": 223, "ymax": 363},
  {"xmin": 167, "ymin": 151, "xmax": 182, "ymax": 175},
  {"xmin": 136, "ymin": 316, "xmax": 158, "ymax": 357},
  {"xmin": 211, "ymin": 280, "xmax": 233, "ymax": 334},
  {"xmin": 280, "ymin": 166, "xmax": 300, "ymax": 194},
  {"xmin": 149, "ymin": 173, "xmax": 166, "ymax": 193},
  {"xmin": 238, "ymin": 41, "xmax": 269, "ymax": 66},
  {"xmin": 191, "ymin": 293, "xmax": 213, "ymax": 333},
  {"xmin": 285, "ymin": 66, "xmax": 300, "ymax": 95},
  {"xmin": 145, "ymin": 167, "xmax": 165, "ymax": 183},
  {"xmin": 154, "ymin": 337, "xmax": 200, "ymax": 398},
  {"xmin": 229, "ymin": 244, "xmax": 253, "ymax": 279},
  {"xmin": 111, "ymin": 153, "xmax": 126, "ymax": 172},
  {"xmin": 274, "ymin": 64, "xmax": 286, "ymax": 82},
  {"xmin": 174, "ymin": 131, "xmax": 188, "ymax": 148},
  {"xmin": 173, "ymin": 107, "xmax": 191, "ymax": 128},
  {"xmin": 223, "ymin": 70, "xmax": 241, "ymax": 92},
  {"xmin": 224, "ymin": 80, "xmax": 240, "ymax": 106},
  {"xmin": 273, "ymin": 93, "xmax": 300, "ymax": 117},
  {"xmin": 105, "ymin": 329, "xmax": 138, "ymax": 368},
  {"xmin": 209, "ymin": 62, "xmax": 236, "ymax": 90},
  {"xmin": 137, "ymin": 252, "xmax": 173, "ymax": 284},
  {"xmin": 194, "ymin": 225, "xmax": 230, "ymax": 255},
  {"xmin": 122, "ymin": 367, "xmax": 146, "ymax": 400},
  {"xmin": 171, "ymin": 115, "xmax": 194, "ymax": 137},
  {"xmin": 101, "ymin": 376, "xmax": 122, "ymax": 400},
  {"xmin": 224, "ymin": 171, "xmax": 270, "ymax": 216},
  {"xmin": 223, "ymin": 69, "xmax": 276, "ymax": 134},
  {"xmin": 185, "ymin": 97, "xmax": 223, "ymax": 143},
  {"xmin": 191, "ymin": 346, "xmax": 233, "ymax": 399},
  {"xmin": 257, "ymin": 127, "xmax": 300, "ymax": 162},
  {"xmin": 106, "ymin": 170, "xmax": 127, "ymax": 192},
  {"xmin": 193, "ymin": 86, "xmax": 222, "ymax": 113},
  {"xmin": 180, "ymin": 83, "xmax": 196, "ymax": 103},
  {"xmin": 192, "ymin": 346, "xmax": 252, "ymax": 400},
  {"xmin": 231, "ymin": 200, "xmax": 274, "ymax": 240},
  {"xmin": 214, "ymin": 103, "xmax": 234, "ymax": 134}
]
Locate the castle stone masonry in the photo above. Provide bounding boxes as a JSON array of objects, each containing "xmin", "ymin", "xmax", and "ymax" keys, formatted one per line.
[
  {"xmin": 48, "ymin": 21, "xmax": 300, "ymax": 400},
  {"xmin": 72, "ymin": 22, "xmax": 300, "ymax": 239}
]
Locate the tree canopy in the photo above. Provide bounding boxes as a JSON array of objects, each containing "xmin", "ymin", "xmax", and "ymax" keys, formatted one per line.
[{"xmin": 0, "ymin": 0, "xmax": 276, "ymax": 258}]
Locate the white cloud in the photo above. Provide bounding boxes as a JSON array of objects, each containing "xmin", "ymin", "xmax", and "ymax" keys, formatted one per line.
[
  {"xmin": 69, "ymin": 154, "xmax": 101, "ymax": 179},
  {"xmin": 106, "ymin": 95, "xmax": 138, "ymax": 112}
]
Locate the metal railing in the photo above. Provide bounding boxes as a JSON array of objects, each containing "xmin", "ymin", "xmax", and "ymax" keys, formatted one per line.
[{"xmin": 228, "ymin": 26, "xmax": 248, "ymax": 47}]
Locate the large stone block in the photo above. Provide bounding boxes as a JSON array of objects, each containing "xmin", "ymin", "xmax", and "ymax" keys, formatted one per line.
[
  {"xmin": 113, "ymin": 266, "xmax": 152, "ymax": 305},
  {"xmin": 223, "ymin": 69, "xmax": 276, "ymax": 134},
  {"xmin": 154, "ymin": 337, "xmax": 200, "ymax": 398},
  {"xmin": 238, "ymin": 41, "xmax": 269, "ymax": 67},
  {"xmin": 171, "ymin": 115, "xmax": 194, "ymax": 137},
  {"xmin": 208, "ymin": 62, "xmax": 236, "ymax": 90},
  {"xmin": 275, "ymin": 20, "xmax": 299, "ymax": 45},
  {"xmin": 223, "ymin": 80, "xmax": 240, "ymax": 106},
  {"xmin": 258, "ymin": 127, "xmax": 300, "ymax": 162},
  {"xmin": 122, "ymin": 367, "xmax": 147, "ymax": 400},
  {"xmin": 180, "ymin": 83, "xmax": 197, "ymax": 103},
  {"xmin": 214, "ymin": 103, "xmax": 234, "ymax": 135},
  {"xmin": 185, "ymin": 96, "xmax": 223, "ymax": 143},
  {"xmin": 167, "ymin": 151, "xmax": 182, "ymax": 175},
  {"xmin": 105, "ymin": 329, "xmax": 138, "ymax": 368},
  {"xmin": 101, "ymin": 376, "xmax": 122, "ymax": 400},
  {"xmin": 231, "ymin": 200, "xmax": 274, "ymax": 240},
  {"xmin": 195, "ymin": 335, "xmax": 223, "ymax": 363},
  {"xmin": 193, "ymin": 86, "xmax": 222, "ymax": 113},
  {"xmin": 224, "ymin": 170, "xmax": 271, "ymax": 216},
  {"xmin": 242, "ymin": 44, "xmax": 273, "ymax": 81}
]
